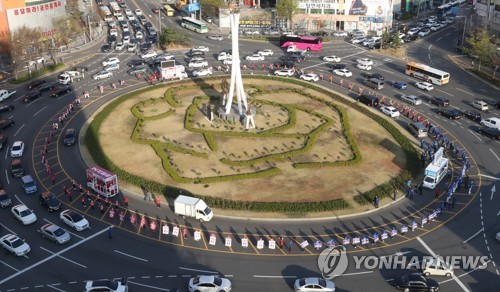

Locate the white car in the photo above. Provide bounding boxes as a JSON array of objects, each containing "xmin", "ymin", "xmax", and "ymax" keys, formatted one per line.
[
  {"xmin": 192, "ymin": 68, "xmax": 213, "ymax": 77},
  {"xmin": 191, "ymin": 46, "xmax": 209, "ymax": 53},
  {"xmin": 92, "ymin": 70, "xmax": 113, "ymax": 80},
  {"xmin": 10, "ymin": 141, "xmax": 24, "ymax": 157},
  {"xmin": 134, "ymin": 9, "xmax": 142, "ymax": 16},
  {"xmin": 356, "ymin": 58, "xmax": 373, "ymax": 66},
  {"xmin": 102, "ymin": 57, "xmax": 120, "ymax": 66},
  {"xmin": 127, "ymin": 43, "xmax": 137, "ymax": 52},
  {"xmin": 104, "ymin": 63, "xmax": 120, "ymax": 72},
  {"xmin": 418, "ymin": 29, "xmax": 431, "ymax": 37},
  {"xmin": 217, "ymin": 52, "xmax": 232, "ymax": 61},
  {"xmin": 122, "ymin": 36, "xmax": 130, "ymax": 44},
  {"xmin": 11, "ymin": 204, "xmax": 37, "ymax": 225},
  {"xmin": 408, "ymin": 28, "xmax": 420, "ymax": 36},
  {"xmin": 187, "ymin": 56, "xmax": 205, "ymax": 63},
  {"xmin": 294, "ymin": 277, "xmax": 335, "ymax": 292},
  {"xmin": 85, "ymin": 279, "xmax": 128, "ymax": 292},
  {"xmin": 245, "ymin": 54, "xmax": 265, "ymax": 61},
  {"xmin": 188, "ymin": 276, "xmax": 232, "ymax": 292},
  {"xmin": 60, "ymin": 210, "xmax": 89, "ymax": 231},
  {"xmin": 357, "ymin": 63, "xmax": 372, "ymax": 71},
  {"xmin": 157, "ymin": 53, "xmax": 175, "ymax": 60},
  {"xmin": 430, "ymin": 24, "xmax": 441, "ymax": 32},
  {"xmin": 323, "ymin": 55, "xmax": 341, "ymax": 62},
  {"xmin": 257, "ymin": 49, "xmax": 274, "ymax": 56},
  {"xmin": 136, "ymin": 31, "xmax": 143, "ymax": 39},
  {"xmin": 109, "ymin": 29, "xmax": 118, "ymax": 37},
  {"xmin": 422, "ymin": 258, "xmax": 454, "ymax": 277},
  {"xmin": 127, "ymin": 15, "xmax": 135, "ymax": 21},
  {"xmin": 332, "ymin": 31, "xmax": 348, "ymax": 37},
  {"xmin": 188, "ymin": 60, "xmax": 208, "ymax": 68},
  {"xmin": 351, "ymin": 37, "xmax": 366, "ymax": 44},
  {"xmin": 207, "ymin": 35, "xmax": 224, "ymax": 41},
  {"xmin": 0, "ymin": 234, "xmax": 31, "ymax": 256},
  {"xmin": 400, "ymin": 94, "xmax": 423, "ymax": 105},
  {"xmin": 416, "ymin": 81, "xmax": 434, "ymax": 91},
  {"xmin": 300, "ymin": 73, "xmax": 319, "ymax": 82},
  {"xmin": 333, "ymin": 68, "xmax": 352, "ymax": 77},
  {"xmin": 114, "ymin": 42, "xmax": 124, "ymax": 51},
  {"xmin": 116, "ymin": 14, "xmax": 124, "ymax": 21},
  {"xmin": 274, "ymin": 69, "xmax": 294, "ymax": 77},
  {"xmin": 124, "ymin": 9, "xmax": 133, "ymax": 16},
  {"xmin": 471, "ymin": 100, "xmax": 489, "ymax": 111},
  {"xmin": 381, "ymin": 106, "xmax": 400, "ymax": 118},
  {"xmin": 222, "ymin": 59, "xmax": 233, "ymax": 65},
  {"xmin": 140, "ymin": 50, "xmax": 157, "ymax": 60}
]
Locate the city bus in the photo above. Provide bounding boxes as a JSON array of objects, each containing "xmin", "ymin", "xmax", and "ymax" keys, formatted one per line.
[
  {"xmin": 279, "ymin": 35, "xmax": 323, "ymax": 51},
  {"xmin": 181, "ymin": 17, "xmax": 209, "ymax": 33},
  {"xmin": 405, "ymin": 62, "xmax": 450, "ymax": 85},
  {"xmin": 163, "ymin": 5, "xmax": 174, "ymax": 16}
]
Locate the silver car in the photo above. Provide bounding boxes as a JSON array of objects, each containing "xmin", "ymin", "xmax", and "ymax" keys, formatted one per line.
[
  {"xmin": 40, "ymin": 223, "xmax": 71, "ymax": 244},
  {"xmin": 104, "ymin": 63, "xmax": 120, "ymax": 72},
  {"xmin": 400, "ymin": 94, "xmax": 422, "ymax": 105}
]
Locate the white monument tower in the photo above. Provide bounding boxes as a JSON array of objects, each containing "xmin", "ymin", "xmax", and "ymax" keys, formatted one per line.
[{"xmin": 225, "ymin": 2, "xmax": 248, "ymax": 115}]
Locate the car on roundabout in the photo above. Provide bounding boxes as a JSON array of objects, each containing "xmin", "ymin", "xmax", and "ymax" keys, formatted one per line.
[
  {"xmin": 438, "ymin": 109, "xmax": 462, "ymax": 119},
  {"xmin": 60, "ymin": 210, "xmax": 89, "ymax": 231},
  {"xmin": 428, "ymin": 96, "xmax": 449, "ymax": 107},
  {"xmin": 381, "ymin": 106, "xmax": 400, "ymax": 118},
  {"xmin": 393, "ymin": 272, "xmax": 439, "ymax": 292},
  {"xmin": 207, "ymin": 35, "xmax": 224, "ymax": 41},
  {"xmin": 50, "ymin": 85, "xmax": 72, "ymax": 97},
  {"xmin": 356, "ymin": 58, "xmax": 373, "ymax": 66},
  {"xmin": 102, "ymin": 57, "xmax": 119, "ymax": 66},
  {"xmin": 40, "ymin": 223, "xmax": 71, "ymax": 244},
  {"xmin": 471, "ymin": 100, "xmax": 489, "ymax": 111},
  {"xmin": 333, "ymin": 68, "xmax": 352, "ymax": 77},
  {"xmin": 127, "ymin": 59, "xmax": 146, "ymax": 67},
  {"xmin": 463, "ymin": 110, "xmax": 481, "ymax": 122},
  {"xmin": 85, "ymin": 278, "xmax": 128, "ymax": 292},
  {"xmin": 392, "ymin": 81, "xmax": 407, "ymax": 89},
  {"xmin": 357, "ymin": 63, "xmax": 372, "ymax": 71},
  {"xmin": 257, "ymin": 49, "xmax": 274, "ymax": 56},
  {"xmin": 0, "ymin": 234, "xmax": 30, "ymax": 256},
  {"xmin": 300, "ymin": 73, "xmax": 319, "ymax": 82},
  {"xmin": 188, "ymin": 60, "xmax": 208, "ymax": 68},
  {"xmin": 10, "ymin": 141, "xmax": 24, "ymax": 157},
  {"xmin": 92, "ymin": 71, "xmax": 113, "ymax": 80},
  {"xmin": 478, "ymin": 127, "xmax": 500, "ymax": 140},
  {"xmin": 362, "ymin": 72, "xmax": 384, "ymax": 80},
  {"xmin": 140, "ymin": 50, "xmax": 157, "ymax": 60},
  {"xmin": 104, "ymin": 63, "xmax": 120, "ymax": 72},
  {"xmin": 0, "ymin": 189, "xmax": 12, "ymax": 208},
  {"xmin": 418, "ymin": 28, "xmax": 431, "ymax": 37},
  {"xmin": 11, "ymin": 204, "xmax": 37, "ymax": 225},
  {"xmin": 322, "ymin": 55, "xmax": 341, "ymax": 62},
  {"xmin": 192, "ymin": 68, "xmax": 213, "ymax": 77},
  {"xmin": 127, "ymin": 65, "xmax": 149, "ymax": 75},
  {"xmin": 192, "ymin": 46, "xmax": 209, "ymax": 53},
  {"xmin": 294, "ymin": 277, "xmax": 335, "ymax": 292},
  {"xmin": 222, "ymin": 59, "xmax": 233, "ymax": 65},
  {"xmin": 274, "ymin": 69, "xmax": 294, "ymax": 77},
  {"xmin": 39, "ymin": 192, "xmax": 62, "ymax": 212},
  {"xmin": 400, "ymin": 95, "xmax": 422, "ymax": 106},
  {"xmin": 245, "ymin": 54, "xmax": 265, "ymax": 61},
  {"xmin": 415, "ymin": 81, "xmax": 434, "ymax": 91},
  {"xmin": 188, "ymin": 275, "xmax": 231, "ymax": 292}
]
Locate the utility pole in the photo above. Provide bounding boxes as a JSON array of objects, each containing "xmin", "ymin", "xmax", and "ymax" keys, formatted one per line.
[{"xmin": 88, "ymin": 14, "xmax": 93, "ymax": 41}]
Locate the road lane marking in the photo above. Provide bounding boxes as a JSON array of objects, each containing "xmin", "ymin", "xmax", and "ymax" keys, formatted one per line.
[
  {"xmin": 490, "ymin": 148, "xmax": 500, "ymax": 162},
  {"xmin": 46, "ymin": 284, "xmax": 66, "ymax": 292},
  {"xmin": 180, "ymin": 267, "xmax": 218, "ymax": 274},
  {"xmin": 438, "ymin": 260, "xmax": 490, "ymax": 284},
  {"xmin": 40, "ymin": 246, "xmax": 87, "ymax": 268},
  {"xmin": 417, "ymin": 237, "xmax": 470, "ymax": 292},
  {"xmin": 114, "ymin": 250, "xmax": 149, "ymax": 262},
  {"xmin": 127, "ymin": 280, "xmax": 171, "ymax": 291},
  {"xmin": 491, "ymin": 185, "xmax": 496, "ymax": 200},
  {"xmin": 436, "ymin": 88, "xmax": 453, "ymax": 96},
  {"xmin": 456, "ymin": 88, "xmax": 474, "ymax": 96},
  {"xmin": 463, "ymin": 228, "xmax": 484, "ymax": 243},
  {"xmin": 429, "ymin": 44, "xmax": 433, "ymax": 50},
  {"xmin": 0, "ymin": 260, "xmax": 19, "ymax": 272},
  {"xmin": 253, "ymin": 275, "xmax": 297, "ymax": 278},
  {"xmin": 4, "ymin": 146, "xmax": 9, "ymax": 159},
  {"xmin": 14, "ymin": 123, "xmax": 25, "ymax": 137},
  {"xmin": 337, "ymin": 271, "xmax": 374, "ymax": 276},
  {"xmin": 33, "ymin": 106, "xmax": 47, "ymax": 116},
  {"xmin": 468, "ymin": 130, "xmax": 483, "ymax": 141},
  {"xmin": 4, "ymin": 169, "xmax": 10, "ymax": 185},
  {"xmin": 42, "ymin": 218, "xmax": 85, "ymax": 240},
  {"xmin": 0, "ymin": 227, "xmax": 109, "ymax": 285}
]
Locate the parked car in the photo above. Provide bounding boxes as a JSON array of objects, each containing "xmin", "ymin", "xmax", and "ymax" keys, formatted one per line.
[
  {"xmin": 245, "ymin": 54, "xmax": 265, "ymax": 61},
  {"xmin": 188, "ymin": 60, "xmax": 208, "ymax": 68},
  {"xmin": 26, "ymin": 79, "xmax": 46, "ymax": 90},
  {"xmin": 438, "ymin": 109, "xmax": 462, "ymax": 119},
  {"xmin": 192, "ymin": 68, "xmax": 213, "ymax": 77},
  {"xmin": 40, "ymin": 223, "xmax": 71, "ymax": 244},
  {"xmin": 429, "ymin": 96, "xmax": 449, "ymax": 107},
  {"xmin": 104, "ymin": 63, "xmax": 120, "ymax": 72},
  {"xmin": 362, "ymin": 72, "xmax": 384, "ymax": 80},
  {"xmin": 101, "ymin": 44, "xmax": 111, "ymax": 52},
  {"xmin": 0, "ymin": 118, "xmax": 14, "ymax": 131},
  {"xmin": 84, "ymin": 279, "xmax": 128, "ymax": 292},
  {"xmin": 257, "ymin": 49, "xmax": 274, "ymax": 56},
  {"xmin": 207, "ymin": 35, "xmax": 223, "ymax": 41},
  {"xmin": 357, "ymin": 63, "xmax": 372, "ymax": 71},
  {"xmin": 329, "ymin": 63, "xmax": 348, "ymax": 70},
  {"xmin": 191, "ymin": 46, "xmax": 209, "ymax": 53},
  {"xmin": 127, "ymin": 65, "xmax": 149, "ymax": 75},
  {"xmin": 418, "ymin": 28, "xmax": 431, "ymax": 37},
  {"xmin": 356, "ymin": 58, "xmax": 374, "ymax": 66},
  {"xmin": 127, "ymin": 59, "xmax": 146, "ymax": 67},
  {"xmin": 102, "ymin": 57, "xmax": 120, "ymax": 66},
  {"xmin": 92, "ymin": 71, "xmax": 113, "ymax": 80},
  {"xmin": 0, "ymin": 189, "xmax": 12, "ymax": 208}
]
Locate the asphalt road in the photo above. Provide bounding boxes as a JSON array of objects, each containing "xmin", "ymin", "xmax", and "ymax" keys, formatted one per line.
[{"xmin": 0, "ymin": 3, "xmax": 498, "ymax": 292}]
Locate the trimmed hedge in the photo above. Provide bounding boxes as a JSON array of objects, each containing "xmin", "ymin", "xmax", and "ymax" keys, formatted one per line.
[
  {"xmin": 10, "ymin": 63, "xmax": 65, "ymax": 83},
  {"xmin": 86, "ymin": 75, "xmax": 421, "ymax": 212}
]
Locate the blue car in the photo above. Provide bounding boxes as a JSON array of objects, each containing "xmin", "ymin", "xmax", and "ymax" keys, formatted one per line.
[{"xmin": 393, "ymin": 81, "xmax": 407, "ymax": 89}]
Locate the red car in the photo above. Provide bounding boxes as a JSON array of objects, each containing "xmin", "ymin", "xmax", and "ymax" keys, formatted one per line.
[{"xmin": 152, "ymin": 8, "xmax": 160, "ymax": 14}]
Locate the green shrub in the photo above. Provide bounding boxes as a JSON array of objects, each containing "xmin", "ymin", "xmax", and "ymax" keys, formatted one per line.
[{"xmin": 11, "ymin": 63, "xmax": 65, "ymax": 83}]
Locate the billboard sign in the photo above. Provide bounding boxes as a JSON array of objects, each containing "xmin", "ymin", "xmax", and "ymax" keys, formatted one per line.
[
  {"xmin": 345, "ymin": 0, "xmax": 393, "ymax": 16},
  {"xmin": 187, "ymin": 3, "xmax": 200, "ymax": 12},
  {"xmin": 6, "ymin": 0, "xmax": 67, "ymax": 36},
  {"xmin": 298, "ymin": 0, "xmax": 339, "ymax": 9},
  {"xmin": 239, "ymin": 19, "xmax": 272, "ymax": 28}
]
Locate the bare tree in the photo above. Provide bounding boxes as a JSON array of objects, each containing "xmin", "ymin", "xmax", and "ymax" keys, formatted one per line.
[{"xmin": 9, "ymin": 26, "xmax": 43, "ymax": 78}]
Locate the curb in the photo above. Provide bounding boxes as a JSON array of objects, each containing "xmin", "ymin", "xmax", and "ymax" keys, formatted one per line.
[{"xmin": 448, "ymin": 54, "xmax": 500, "ymax": 91}]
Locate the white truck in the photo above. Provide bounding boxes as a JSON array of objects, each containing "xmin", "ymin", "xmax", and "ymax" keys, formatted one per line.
[
  {"xmin": 422, "ymin": 147, "xmax": 449, "ymax": 189},
  {"xmin": 0, "ymin": 89, "xmax": 16, "ymax": 102},
  {"xmin": 100, "ymin": 6, "xmax": 113, "ymax": 22},
  {"xmin": 174, "ymin": 195, "xmax": 213, "ymax": 222},
  {"xmin": 160, "ymin": 65, "xmax": 188, "ymax": 81},
  {"xmin": 109, "ymin": 2, "xmax": 121, "ymax": 16},
  {"xmin": 58, "ymin": 71, "xmax": 84, "ymax": 85}
]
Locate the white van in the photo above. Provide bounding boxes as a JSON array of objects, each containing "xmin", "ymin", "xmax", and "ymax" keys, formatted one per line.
[
  {"xmin": 423, "ymin": 258, "xmax": 454, "ymax": 277},
  {"xmin": 480, "ymin": 117, "xmax": 500, "ymax": 130}
]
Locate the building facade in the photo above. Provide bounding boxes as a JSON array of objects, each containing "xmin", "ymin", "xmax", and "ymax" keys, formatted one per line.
[
  {"xmin": 0, "ymin": 0, "xmax": 67, "ymax": 39},
  {"xmin": 474, "ymin": 0, "xmax": 500, "ymax": 35}
]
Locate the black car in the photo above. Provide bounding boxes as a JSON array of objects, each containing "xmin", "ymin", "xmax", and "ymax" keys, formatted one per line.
[
  {"xmin": 63, "ymin": 128, "xmax": 77, "ymax": 146},
  {"xmin": 140, "ymin": 43, "xmax": 152, "ymax": 52},
  {"xmin": 118, "ymin": 1, "xmax": 126, "ymax": 8},
  {"xmin": 127, "ymin": 59, "xmax": 147, "ymax": 67},
  {"xmin": 362, "ymin": 72, "xmax": 384, "ymax": 80},
  {"xmin": 186, "ymin": 50, "xmax": 204, "ymax": 58},
  {"xmin": 496, "ymin": 101, "xmax": 500, "ymax": 109},
  {"xmin": 0, "ymin": 103, "xmax": 14, "ymax": 113},
  {"xmin": 0, "ymin": 119, "xmax": 14, "ymax": 131},
  {"xmin": 71, "ymin": 66, "xmax": 88, "ymax": 72},
  {"xmin": 101, "ymin": 44, "xmax": 111, "ymax": 52},
  {"xmin": 0, "ymin": 189, "xmax": 12, "ymax": 208},
  {"xmin": 287, "ymin": 51, "xmax": 306, "ymax": 59},
  {"xmin": 394, "ymin": 273, "xmax": 439, "ymax": 292},
  {"xmin": 138, "ymin": 15, "xmax": 147, "ymax": 24},
  {"xmin": 39, "ymin": 192, "xmax": 62, "ymax": 212},
  {"xmin": 107, "ymin": 35, "xmax": 117, "ymax": 44},
  {"xmin": 438, "ymin": 109, "xmax": 462, "ymax": 119},
  {"xmin": 283, "ymin": 55, "xmax": 302, "ymax": 63},
  {"xmin": 429, "ymin": 96, "xmax": 449, "ymax": 107},
  {"xmin": 463, "ymin": 110, "xmax": 481, "ymax": 121},
  {"xmin": 0, "ymin": 135, "xmax": 7, "ymax": 150},
  {"xmin": 478, "ymin": 127, "xmax": 500, "ymax": 140},
  {"xmin": 144, "ymin": 21, "xmax": 153, "ymax": 29},
  {"xmin": 404, "ymin": 34, "xmax": 418, "ymax": 42},
  {"xmin": 368, "ymin": 42, "xmax": 381, "ymax": 49},
  {"xmin": 10, "ymin": 159, "xmax": 24, "ymax": 178},
  {"xmin": 145, "ymin": 36, "xmax": 158, "ymax": 44},
  {"xmin": 22, "ymin": 90, "xmax": 42, "ymax": 103},
  {"xmin": 38, "ymin": 82, "xmax": 57, "ymax": 92},
  {"xmin": 311, "ymin": 31, "xmax": 329, "ymax": 36},
  {"xmin": 50, "ymin": 85, "xmax": 71, "ymax": 97},
  {"xmin": 26, "ymin": 79, "xmax": 46, "ymax": 90},
  {"xmin": 128, "ymin": 65, "xmax": 149, "ymax": 75},
  {"xmin": 329, "ymin": 63, "xmax": 348, "ymax": 70},
  {"xmin": 273, "ymin": 61, "xmax": 294, "ymax": 68}
]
